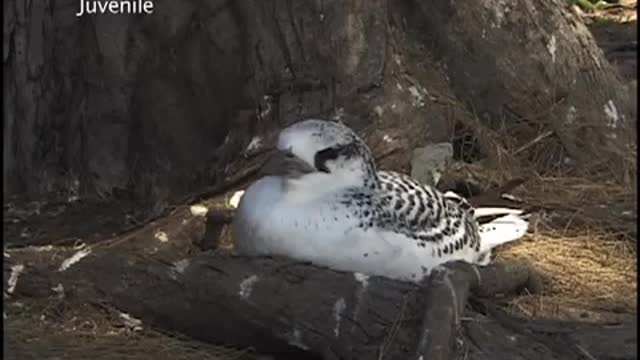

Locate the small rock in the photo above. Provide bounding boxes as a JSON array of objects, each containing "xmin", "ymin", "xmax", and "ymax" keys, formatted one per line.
[
  {"xmin": 119, "ymin": 312, "xmax": 143, "ymax": 331},
  {"xmin": 154, "ymin": 231, "xmax": 169, "ymax": 243},
  {"xmin": 410, "ymin": 143, "xmax": 453, "ymax": 187},
  {"xmin": 190, "ymin": 204, "xmax": 209, "ymax": 217},
  {"xmin": 229, "ymin": 190, "xmax": 245, "ymax": 209}
]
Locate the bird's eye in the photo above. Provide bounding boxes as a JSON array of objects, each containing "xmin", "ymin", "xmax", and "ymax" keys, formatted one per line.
[{"xmin": 314, "ymin": 146, "xmax": 342, "ymax": 173}]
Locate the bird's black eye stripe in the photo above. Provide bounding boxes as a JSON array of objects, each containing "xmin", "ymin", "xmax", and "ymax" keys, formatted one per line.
[
  {"xmin": 314, "ymin": 147, "xmax": 341, "ymax": 173},
  {"xmin": 314, "ymin": 143, "xmax": 360, "ymax": 173}
]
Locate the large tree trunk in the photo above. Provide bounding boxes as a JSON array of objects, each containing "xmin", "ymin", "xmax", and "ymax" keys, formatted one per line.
[{"xmin": 4, "ymin": 0, "xmax": 634, "ymax": 205}]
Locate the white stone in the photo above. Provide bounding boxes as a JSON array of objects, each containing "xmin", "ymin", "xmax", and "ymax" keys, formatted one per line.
[
  {"xmin": 410, "ymin": 143, "xmax": 453, "ymax": 187},
  {"xmin": 119, "ymin": 312, "xmax": 143, "ymax": 331},
  {"xmin": 190, "ymin": 204, "xmax": 209, "ymax": 217},
  {"xmin": 154, "ymin": 231, "xmax": 169, "ymax": 243},
  {"xmin": 229, "ymin": 190, "xmax": 245, "ymax": 209}
]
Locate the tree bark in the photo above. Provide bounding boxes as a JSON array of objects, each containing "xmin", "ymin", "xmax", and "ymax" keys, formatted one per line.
[
  {"xmin": 7, "ymin": 246, "xmax": 549, "ymax": 359},
  {"xmin": 392, "ymin": 0, "xmax": 635, "ymax": 160},
  {"xmin": 4, "ymin": 0, "xmax": 633, "ymax": 205},
  {"xmin": 9, "ymin": 243, "xmax": 634, "ymax": 360}
]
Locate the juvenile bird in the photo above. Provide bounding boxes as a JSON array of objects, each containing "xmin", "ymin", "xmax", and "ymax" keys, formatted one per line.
[{"xmin": 232, "ymin": 119, "xmax": 528, "ymax": 282}]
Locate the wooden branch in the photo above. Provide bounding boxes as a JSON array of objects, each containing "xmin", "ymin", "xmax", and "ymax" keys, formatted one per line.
[
  {"xmin": 14, "ymin": 253, "xmax": 423, "ymax": 359},
  {"xmin": 5, "ymin": 204, "xmax": 626, "ymax": 360},
  {"xmin": 9, "ymin": 238, "xmax": 539, "ymax": 360}
]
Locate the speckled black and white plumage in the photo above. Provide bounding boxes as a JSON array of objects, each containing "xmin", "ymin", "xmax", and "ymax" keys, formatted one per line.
[
  {"xmin": 378, "ymin": 171, "xmax": 481, "ymax": 248},
  {"xmin": 332, "ymin": 169, "xmax": 485, "ymax": 267},
  {"xmin": 233, "ymin": 119, "xmax": 528, "ymax": 282}
]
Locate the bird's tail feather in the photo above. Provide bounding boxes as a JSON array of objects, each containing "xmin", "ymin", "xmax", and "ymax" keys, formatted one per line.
[
  {"xmin": 478, "ymin": 213, "xmax": 529, "ymax": 253},
  {"xmin": 473, "ymin": 207, "xmax": 524, "ymax": 218}
]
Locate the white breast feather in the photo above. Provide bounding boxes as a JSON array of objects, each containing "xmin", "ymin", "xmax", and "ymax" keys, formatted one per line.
[{"xmin": 233, "ymin": 164, "xmax": 528, "ymax": 282}]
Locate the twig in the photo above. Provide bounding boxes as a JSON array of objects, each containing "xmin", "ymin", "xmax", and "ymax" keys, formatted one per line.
[
  {"xmin": 180, "ymin": 161, "xmax": 264, "ymax": 205},
  {"xmin": 575, "ymin": 344, "xmax": 599, "ymax": 360},
  {"xmin": 513, "ymin": 131, "xmax": 554, "ymax": 155}
]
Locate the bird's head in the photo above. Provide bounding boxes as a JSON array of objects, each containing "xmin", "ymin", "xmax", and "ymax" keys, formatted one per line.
[{"xmin": 260, "ymin": 119, "xmax": 379, "ymax": 190}]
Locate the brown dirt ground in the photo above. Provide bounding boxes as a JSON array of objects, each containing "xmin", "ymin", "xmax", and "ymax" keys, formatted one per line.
[
  {"xmin": 585, "ymin": 0, "xmax": 638, "ymax": 80},
  {"xmin": 4, "ymin": 6, "xmax": 637, "ymax": 360},
  {"xmin": 4, "ymin": 299, "xmax": 257, "ymax": 360}
]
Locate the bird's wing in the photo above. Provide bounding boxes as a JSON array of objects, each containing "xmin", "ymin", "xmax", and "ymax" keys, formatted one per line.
[
  {"xmin": 376, "ymin": 170, "xmax": 529, "ymax": 253},
  {"xmin": 376, "ymin": 170, "xmax": 481, "ymax": 250}
]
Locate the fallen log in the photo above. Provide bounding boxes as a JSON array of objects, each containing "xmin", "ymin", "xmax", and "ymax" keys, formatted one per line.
[
  {"xmin": 4, "ymin": 201, "xmax": 633, "ymax": 360},
  {"xmin": 10, "ymin": 238, "xmax": 542, "ymax": 360}
]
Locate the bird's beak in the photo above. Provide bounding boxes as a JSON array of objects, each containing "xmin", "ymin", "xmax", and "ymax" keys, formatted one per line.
[{"xmin": 259, "ymin": 149, "xmax": 316, "ymax": 178}]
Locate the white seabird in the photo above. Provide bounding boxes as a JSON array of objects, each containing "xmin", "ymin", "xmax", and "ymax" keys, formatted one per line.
[{"xmin": 232, "ymin": 119, "xmax": 528, "ymax": 282}]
